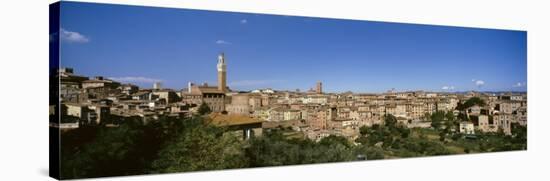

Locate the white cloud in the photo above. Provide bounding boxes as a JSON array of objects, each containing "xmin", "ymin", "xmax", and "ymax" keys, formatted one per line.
[
  {"xmin": 215, "ymin": 40, "xmax": 231, "ymax": 45},
  {"xmin": 240, "ymin": 19, "xmax": 248, "ymax": 24},
  {"xmin": 60, "ymin": 28, "xmax": 89, "ymax": 43},
  {"xmin": 441, "ymin": 86, "xmax": 455, "ymax": 90},
  {"xmin": 109, "ymin": 76, "xmax": 163, "ymax": 83},
  {"xmin": 513, "ymin": 82, "xmax": 527, "ymax": 87},
  {"xmin": 475, "ymin": 80, "xmax": 485, "ymax": 87},
  {"xmin": 230, "ymin": 80, "xmax": 284, "ymax": 86}
]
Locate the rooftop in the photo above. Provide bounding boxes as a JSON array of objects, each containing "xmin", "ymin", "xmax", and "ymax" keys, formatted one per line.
[{"xmin": 208, "ymin": 113, "xmax": 263, "ymax": 127}]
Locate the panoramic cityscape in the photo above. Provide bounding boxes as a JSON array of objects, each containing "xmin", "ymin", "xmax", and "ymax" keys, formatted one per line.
[{"xmin": 50, "ymin": 2, "xmax": 527, "ymax": 179}]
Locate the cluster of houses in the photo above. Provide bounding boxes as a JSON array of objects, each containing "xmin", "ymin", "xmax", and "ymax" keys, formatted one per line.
[
  {"xmin": 225, "ymin": 89, "xmax": 526, "ymax": 141},
  {"xmin": 51, "ymin": 53, "xmax": 526, "ymax": 141},
  {"xmin": 54, "ymin": 67, "xmax": 192, "ymax": 128},
  {"xmin": 462, "ymin": 95, "xmax": 527, "ymax": 135}
]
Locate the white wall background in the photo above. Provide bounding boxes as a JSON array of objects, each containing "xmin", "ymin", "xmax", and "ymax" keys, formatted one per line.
[{"xmin": 0, "ymin": 0, "xmax": 548, "ymax": 180}]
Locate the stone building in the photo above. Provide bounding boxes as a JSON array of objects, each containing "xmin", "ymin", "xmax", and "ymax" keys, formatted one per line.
[
  {"xmin": 267, "ymin": 107, "xmax": 285, "ymax": 122},
  {"xmin": 59, "ymin": 67, "xmax": 89, "ymax": 103},
  {"xmin": 248, "ymin": 94, "xmax": 263, "ymax": 110},
  {"xmin": 385, "ymin": 103, "xmax": 407, "ymax": 118},
  {"xmin": 82, "ymin": 76, "xmax": 120, "ymax": 89},
  {"xmin": 120, "ymin": 84, "xmax": 139, "ymax": 95},
  {"xmin": 407, "ymin": 102, "xmax": 426, "ymax": 121},
  {"xmin": 471, "ymin": 115, "xmax": 490, "ymax": 132},
  {"xmin": 59, "ymin": 67, "xmax": 88, "ymax": 88},
  {"xmin": 62, "ymin": 103, "xmax": 110, "ymax": 125},
  {"xmin": 306, "ymin": 108, "xmax": 329, "ymax": 130},
  {"xmin": 496, "ymin": 101, "xmax": 522, "ymax": 114},
  {"xmin": 182, "ymin": 83, "xmax": 226, "ymax": 112},
  {"xmin": 63, "ymin": 103, "xmax": 91, "ymax": 123},
  {"xmin": 151, "ymin": 89, "xmax": 180, "ymax": 104},
  {"xmin": 226, "ymin": 94, "xmax": 251, "ymax": 115},
  {"xmin": 283, "ymin": 109, "xmax": 302, "ymax": 121},
  {"xmin": 493, "ymin": 113, "xmax": 512, "ymax": 135},
  {"xmin": 459, "ymin": 122, "xmax": 475, "ymax": 134},
  {"xmin": 180, "ymin": 53, "xmax": 230, "ymax": 113}
]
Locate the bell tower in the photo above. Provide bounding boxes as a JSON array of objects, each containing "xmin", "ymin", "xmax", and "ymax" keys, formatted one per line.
[{"xmin": 217, "ymin": 53, "xmax": 227, "ymax": 92}]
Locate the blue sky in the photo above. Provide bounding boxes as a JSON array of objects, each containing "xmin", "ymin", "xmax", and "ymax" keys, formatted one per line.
[{"xmin": 58, "ymin": 2, "xmax": 527, "ymax": 93}]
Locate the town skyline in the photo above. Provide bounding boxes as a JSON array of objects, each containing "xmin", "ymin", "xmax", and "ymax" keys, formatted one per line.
[
  {"xmin": 59, "ymin": 2, "xmax": 526, "ymax": 93},
  {"xmin": 51, "ymin": 2, "xmax": 528, "ymax": 179}
]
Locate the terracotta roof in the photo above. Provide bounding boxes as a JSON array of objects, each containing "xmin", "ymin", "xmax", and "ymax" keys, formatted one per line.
[
  {"xmin": 185, "ymin": 86, "xmax": 225, "ymax": 94},
  {"xmin": 83, "ymin": 79, "xmax": 117, "ymax": 84},
  {"xmin": 132, "ymin": 91, "xmax": 150, "ymax": 96},
  {"xmin": 208, "ymin": 113, "xmax": 263, "ymax": 126}
]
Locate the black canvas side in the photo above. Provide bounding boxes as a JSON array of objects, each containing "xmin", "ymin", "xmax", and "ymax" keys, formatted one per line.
[{"xmin": 49, "ymin": 2, "xmax": 61, "ymax": 180}]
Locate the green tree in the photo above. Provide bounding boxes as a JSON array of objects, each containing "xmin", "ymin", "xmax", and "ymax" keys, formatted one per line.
[
  {"xmin": 355, "ymin": 116, "xmax": 411, "ymax": 149},
  {"xmin": 151, "ymin": 118, "xmax": 248, "ymax": 172},
  {"xmin": 354, "ymin": 145, "xmax": 385, "ymax": 160},
  {"xmin": 443, "ymin": 111, "xmax": 457, "ymax": 132},
  {"xmin": 316, "ymin": 136, "xmax": 355, "ymax": 162},
  {"xmin": 439, "ymin": 131, "xmax": 446, "ymax": 142},
  {"xmin": 458, "ymin": 97, "xmax": 486, "ymax": 110},
  {"xmin": 424, "ymin": 112, "xmax": 432, "ymax": 122},
  {"xmin": 319, "ymin": 135, "xmax": 352, "ymax": 148},
  {"xmin": 246, "ymin": 131, "xmax": 356, "ymax": 166},
  {"xmin": 60, "ymin": 124, "xmax": 145, "ymax": 179},
  {"xmin": 430, "ymin": 111, "xmax": 445, "ymax": 130},
  {"xmin": 510, "ymin": 123, "xmax": 527, "ymax": 149},
  {"xmin": 384, "ymin": 114, "xmax": 398, "ymax": 128},
  {"xmin": 245, "ymin": 130, "xmax": 302, "ymax": 166},
  {"xmin": 397, "ymin": 125, "xmax": 411, "ymax": 138},
  {"xmin": 355, "ymin": 136, "xmax": 369, "ymax": 145},
  {"xmin": 457, "ymin": 112, "xmax": 469, "ymax": 121},
  {"xmin": 359, "ymin": 125, "xmax": 370, "ymax": 136},
  {"xmin": 197, "ymin": 102, "xmax": 212, "ymax": 115}
]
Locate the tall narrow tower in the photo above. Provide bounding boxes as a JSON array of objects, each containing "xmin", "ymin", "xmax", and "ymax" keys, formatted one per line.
[
  {"xmin": 217, "ymin": 53, "xmax": 227, "ymax": 92},
  {"xmin": 316, "ymin": 81, "xmax": 322, "ymax": 94}
]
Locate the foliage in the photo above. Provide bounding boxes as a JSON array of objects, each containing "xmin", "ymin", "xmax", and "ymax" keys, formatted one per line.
[
  {"xmin": 444, "ymin": 123, "xmax": 526, "ymax": 154},
  {"xmin": 430, "ymin": 111, "xmax": 445, "ymax": 130},
  {"xmin": 384, "ymin": 114, "xmax": 397, "ymax": 128},
  {"xmin": 355, "ymin": 114, "xmax": 455, "ymax": 158},
  {"xmin": 511, "ymin": 123, "xmax": 527, "ymax": 147},
  {"xmin": 457, "ymin": 97, "xmax": 486, "ymax": 110},
  {"xmin": 246, "ymin": 130, "xmax": 357, "ymax": 166},
  {"xmin": 60, "ymin": 124, "xmax": 145, "ymax": 179},
  {"xmin": 356, "ymin": 114, "xmax": 411, "ymax": 148},
  {"xmin": 151, "ymin": 118, "xmax": 248, "ymax": 172},
  {"xmin": 354, "ymin": 145, "xmax": 385, "ymax": 160},
  {"xmin": 198, "ymin": 102, "xmax": 212, "ymax": 115},
  {"xmin": 444, "ymin": 111, "xmax": 456, "ymax": 129},
  {"xmin": 457, "ymin": 112, "xmax": 469, "ymax": 121},
  {"xmin": 60, "ymin": 116, "xmax": 189, "ymax": 179},
  {"xmin": 59, "ymin": 112, "xmax": 527, "ymax": 179},
  {"xmin": 429, "ymin": 111, "xmax": 458, "ymax": 140}
]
